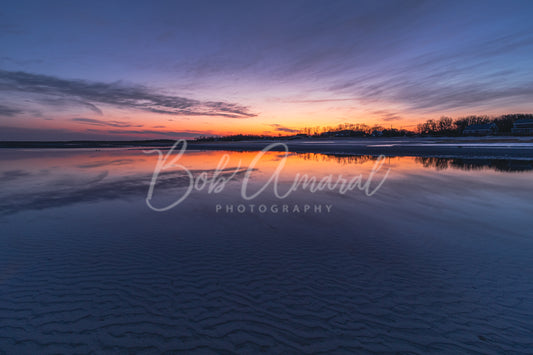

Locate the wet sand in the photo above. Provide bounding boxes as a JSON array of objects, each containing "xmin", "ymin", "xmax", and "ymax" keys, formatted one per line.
[{"xmin": 1, "ymin": 149, "xmax": 533, "ymax": 353}]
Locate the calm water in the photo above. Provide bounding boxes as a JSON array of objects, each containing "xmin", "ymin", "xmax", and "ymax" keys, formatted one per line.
[{"xmin": 1, "ymin": 147, "xmax": 533, "ymax": 353}]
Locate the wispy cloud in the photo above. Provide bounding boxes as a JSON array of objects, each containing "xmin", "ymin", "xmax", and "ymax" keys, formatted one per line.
[
  {"xmin": 0, "ymin": 70, "xmax": 257, "ymax": 118},
  {"xmin": 327, "ymin": 30, "xmax": 533, "ymax": 114},
  {"xmin": 0, "ymin": 104, "xmax": 22, "ymax": 117},
  {"xmin": 372, "ymin": 110, "xmax": 403, "ymax": 122},
  {"xmin": 103, "ymin": 129, "xmax": 210, "ymax": 138},
  {"xmin": 269, "ymin": 124, "xmax": 299, "ymax": 133},
  {"xmin": 72, "ymin": 117, "xmax": 143, "ymax": 128},
  {"xmin": 283, "ymin": 98, "xmax": 357, "ymax": 104}
]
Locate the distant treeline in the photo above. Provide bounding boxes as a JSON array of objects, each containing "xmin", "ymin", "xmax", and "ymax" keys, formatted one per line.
[
  {"xmin": 195, "ymin": 125, "xmax": 414, "ymax": 142},
  {"xmin": 301, "ymin": 113, "xmax": 533, "ymax": 137},
  {"xmin": 299, "ymin": 123, "xmax": 413, "ymax": 137},
  {"xmin": 416, "ymin": 113, "xmax": 533, "ymax": 136},
  {"xmin": 194, "ymin": 113, "xmax": 533, "ymax": 142},
  {"xmin": 194, "ymin": 134, "xmax": 289, "ymax": 142}
]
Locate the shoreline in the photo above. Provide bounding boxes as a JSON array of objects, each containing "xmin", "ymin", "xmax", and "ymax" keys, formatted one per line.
[
  {"xmin": 188, "ymin": 138, "xmax": 533, "ymax": 159},
  {"xmin": 2, "ymin": 137, "xmax": 533, "ymax": 159}
]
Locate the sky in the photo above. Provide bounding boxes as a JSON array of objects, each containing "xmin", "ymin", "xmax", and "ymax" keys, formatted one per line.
[{"xmin": 1, "ymin": 0, "xmax": 533, "ymax": 140}]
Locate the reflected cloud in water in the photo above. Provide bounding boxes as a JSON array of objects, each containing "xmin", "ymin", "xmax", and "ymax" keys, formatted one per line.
[
  {"xmin": 0, "ymin": 156, "xmax": 249, "ymax": 215},
  {"xmin": 1, "ymin": 149, "xmax": 533, "ymax": 216}
]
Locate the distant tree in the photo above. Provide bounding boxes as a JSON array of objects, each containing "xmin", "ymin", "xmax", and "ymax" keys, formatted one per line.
[
  {"xmin": 437, "ymin": 116, "xmax": 454, "ymax": 135},
  {"xmin": 454, "ymin": 118, "xmax": 469, "ymax": 133},
  {"xmin": 371, "ymin": 125, "xmax": 385, "ymax": 132},
  {"xmin": 426, "ymin": 122, "xmax": 431, "ymax": 134},
  {"xmin": 382, "ymin": 128, "xmax": 411, "ymax": 137},
  {"xmin": 470, "ymin": 115, "xmax": 491, "ymax": 125},
  {"xmin": 417, "ymin": 119, "xmax": 439, "ymax": 135}
]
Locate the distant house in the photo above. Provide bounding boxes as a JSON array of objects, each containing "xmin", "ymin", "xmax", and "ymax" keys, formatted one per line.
[
  {"xmin": 463, "ymin": 123, "xmax": 498, "ymax": 136},
  {"xmin": 511, "ymin": 119, "xmax": 533, "ymax": 135}
]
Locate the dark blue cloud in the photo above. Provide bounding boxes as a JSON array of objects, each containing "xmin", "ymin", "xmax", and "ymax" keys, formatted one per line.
[
  {"xmin": 0, "ymin": 104, "xmax": 22, "ymax": 117},
  {"xmin": 269, "ymin": 124, "xmax": 299, "ymax": 133},
  {"xmin": 0, "ymin": 70, "xmax": 257, "ymax": 118},
  {"xmin": 72, "ymin": 118, "xmax": 143, "ymax": 128}
]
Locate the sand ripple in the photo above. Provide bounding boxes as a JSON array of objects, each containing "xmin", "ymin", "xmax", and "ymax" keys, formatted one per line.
[{"xmin": 1, "ymin": 226, "xmax": 532, "ymax": 354}]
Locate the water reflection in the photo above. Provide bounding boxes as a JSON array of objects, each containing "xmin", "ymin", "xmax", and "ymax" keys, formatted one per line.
[
  {"xmin": 415, "ymin": 156, "xmax": 533, "ymax": 172},
  {"xmin": 1, "ymin": 149, "xmax": 533, "ymax": 215},
  {"xmin": 297, "ymin": 153, "xmax": 377, "ymax": 165},
  {"xmin": 0, "ymin": 167, "xmax": 248, "ymax": 215},
  {"xmin": 298, "ymin": 152, "xmax": 533, "ymax": 173}
]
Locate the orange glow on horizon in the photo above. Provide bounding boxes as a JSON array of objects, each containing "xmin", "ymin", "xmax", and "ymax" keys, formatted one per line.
[{"xmin": 9, "ymin": 102, "xmax": 520, "ymax": 140}]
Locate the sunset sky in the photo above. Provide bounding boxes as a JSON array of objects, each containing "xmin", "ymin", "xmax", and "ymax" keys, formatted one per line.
[{"xmin": 1, "ymin": 0, "xmax": 533, "ymax": 140}]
